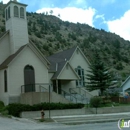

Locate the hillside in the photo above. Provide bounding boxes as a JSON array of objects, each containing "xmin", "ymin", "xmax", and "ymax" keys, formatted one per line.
[{"xmin": 0, "ymin": 2, "xmax": 130, "ymax": 83}]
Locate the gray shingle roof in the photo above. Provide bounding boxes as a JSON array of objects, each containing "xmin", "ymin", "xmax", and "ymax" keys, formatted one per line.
[
  {"xmin": 48, "ymin": 46, "xmax": 76, "ymax": 61},
  {"xmin": 51, "ymin": 61, "xmax": 66, "ymax": 79},
  {"xmin": 47, "ymin": 46, "xmax": 77, "ymax": 79}
]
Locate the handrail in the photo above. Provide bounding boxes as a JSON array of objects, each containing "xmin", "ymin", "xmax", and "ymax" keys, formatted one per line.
[
  {"xmin": 70, "ymin": 87, "xmax": 93, "ymax": 97},
  {"xmin": 81, "ymin": 87, "xmax": 94, "ymax": 97},
  {"xmin": 21, "ymin": 83, "xmax": 52, "ymax": 93},
  {"xmin": 69, "ymin": 87, "xmax": 91, "ymax": 104},
  {"xmin": 59, "ymin": 88, "xmax": 77, "ymax": 103},
  {"xmin": 69, "ymin": 88, "xmax": 84, "ymax": 98},
  {"xmin": 69, "ymin": 88, "xmax": 84, "ymax": 101}
]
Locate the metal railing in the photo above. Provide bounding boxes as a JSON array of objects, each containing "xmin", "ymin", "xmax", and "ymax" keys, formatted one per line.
[
  {"xmin": 69, "ymin": 87, "xmax": 91, "ymax": 104},
  {"xmin": 59, "ymin": 88, "xmax": 77, "ymax": 103},
  {"xmin": 69, "ymin": 88, "xmax": 84, "ymax": 102},
  {"xmin": 21, "ymin": 83, "xmax": 52, "ymax": 93}
]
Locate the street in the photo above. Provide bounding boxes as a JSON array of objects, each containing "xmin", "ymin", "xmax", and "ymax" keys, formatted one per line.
[{"xmin": 0, "ymin": 116, "xmax": 121, "ymax": 130}]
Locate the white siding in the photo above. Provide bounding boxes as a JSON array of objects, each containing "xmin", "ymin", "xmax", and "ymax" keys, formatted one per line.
[
  {"xmin": 0, "ymin": 34, "xmax": 10, "ymax": 64},
  {"xmin": 61, "ymin": 80, "xmax": 76, "ymax": 92},
  {"xmin": 122, "ymin": 80, "xmax": 130, "ymax": 95},
  {"xmin": 8, "ymin": 47, "xmax": 49, "ymax": 99},
  {"xmin": 6, "ymin": 18, "xmax": 28, "ymax": 54},
  {"xmin": 69, "ymin": 49, "xmax": 90, "ymax": 85},
  {"xmin": 58, "ymin": 64, "xmax": 78, "ymax": 80},
  {"xmin": 60, "ymin": 49, "xmax": 90, "ymax": 92},
  {"xmin": 70, "ymin": 50, "xmax": 90, "ymax": 73},
  {"xmin": 49, "ymin": 72, "xmax": 54, "ymax": 84},
  {"xmin": 60, "ymin": 49, "xmax": 97, "ymax": 97},
  {"xmin": 5, "ymin": 2, "xmax": 28, "ymax": 54},
  {"xmin": 0, "ymin": 69, "xmax": 9, "ymax": 105}
]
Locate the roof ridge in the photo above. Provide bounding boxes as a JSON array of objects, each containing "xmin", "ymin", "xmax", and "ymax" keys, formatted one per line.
[{"xmin": 48, "ymin": 46, "xmax": 77, "ymax": 60}]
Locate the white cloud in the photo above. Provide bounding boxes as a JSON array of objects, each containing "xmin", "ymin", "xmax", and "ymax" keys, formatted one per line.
[
  {"xmin": 37, "ymin": 7, "xmax": 96, "ymax": 27},
  {"xmin": 95, "ymin": 14, "xmax": 105, "ymax": 20},
  {"xmin": 107, "ymin": 10, "xmax": 130, "ymax": 41},
  {"xmin": 0, "ymin": 0, "xmax": 9, "ymax": 4}
]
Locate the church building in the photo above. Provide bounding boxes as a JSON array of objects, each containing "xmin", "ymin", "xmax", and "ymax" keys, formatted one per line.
[{"xmin": 0, "ymin": 0, "xmax": 97, "ymax": 105}]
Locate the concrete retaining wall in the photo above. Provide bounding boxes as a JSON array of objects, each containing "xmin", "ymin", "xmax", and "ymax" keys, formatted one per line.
[
  {"xmin": 21, "ymin": 106, "xmax": 130, "ymax": 119},
  {"xmin": 20, "ymin": 108, "xmax": 91, "ymax": 119},
  {"xmin": 20, "ymin": 92, "xmax": 70, "ymax": 105},
  {"xmin": 90, "ymin": 106, "xmax": 130, "ymax": 114}
]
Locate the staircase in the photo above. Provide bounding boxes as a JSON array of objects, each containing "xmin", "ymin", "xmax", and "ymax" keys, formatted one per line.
[
  {"xmin": 60, "ymin": 89, "xmax": 77, "ymax": 103},
  {"xmin": 69, "ymin": 87, "xmax": 94, "ymax": 104},
  {"xmin": 59, "ymin": 87, "xmax": 94, "ymax": 104}
]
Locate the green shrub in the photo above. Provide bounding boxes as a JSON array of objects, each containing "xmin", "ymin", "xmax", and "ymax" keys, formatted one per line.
[
  {"xmin": 7, "ymin": 103, "xmax": 31, "ymax": 117},
  {"xmin": 90, "ymin": 97, "xmax": 102, "ymax": 108},
  {"xmin": 7, "ymin": 102, "xmax": 84, "ymax": 117},
  {"xmin": 0, "ymin": 101, "xmax": 5, "ymax": 112},
  {"xmin": 0, "ymin": 101, "xmax": 4, "ymax": 108}
]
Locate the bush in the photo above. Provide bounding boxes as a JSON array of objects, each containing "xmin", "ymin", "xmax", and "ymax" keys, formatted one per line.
[
  {"xmin": 0, "ymin": 101, "xmax": 5, "ymax": 112},
  {"xmin": 90, "ymin": 97, "xmax": 102, "ymax": 108},
  {"xmin": 7, "ymin": 103, "xmax": 31, "ymax": 117},
  {"xmin": 7, "ymin": 102, "xmax": 84, "ymax": 117}
]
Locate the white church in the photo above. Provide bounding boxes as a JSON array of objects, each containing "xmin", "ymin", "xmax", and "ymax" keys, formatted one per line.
[{"xmin": 0, "ymin": 0, "xmax": 97, "ymax": 105}]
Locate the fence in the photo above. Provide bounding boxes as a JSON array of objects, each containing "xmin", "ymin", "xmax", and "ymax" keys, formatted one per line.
[{"xmin": 109, "ymin": 97, "xmax": 130, "ymax": 103}]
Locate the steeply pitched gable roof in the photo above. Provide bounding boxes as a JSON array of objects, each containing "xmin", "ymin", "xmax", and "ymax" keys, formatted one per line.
[
  {"xmin": 47, "ymin": 46, "xmax": 90, "ymax": 79},
  {"xmin": 120, "ymin": 76, "xmax": 130, "ymax": 88},
  {"xmin": 51, "ymin": 61, "xmax": 80, "ymax": 80},
  {"xmin": 29, "ymin": 40, "xmax": 50, "ymax": 66},
  {"xmin": 47, "ymin": 46, "xmax": 77, "ymax": 72},
  {"xmin": 0, "ymin": 41, "xmax": 50, "ymax": 70},
  {"xmin": 0, "ymin": 45, "xmax": 26, "ymax": 70},
  {"xmin": 51, "ymin": 61, "xmax": 66, "ymax": 79}
]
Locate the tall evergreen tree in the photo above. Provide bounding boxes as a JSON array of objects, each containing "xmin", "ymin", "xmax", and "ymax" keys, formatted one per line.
[{"xmin": 86, "ymin": 51, "xmax": 112, "ymax": 96}]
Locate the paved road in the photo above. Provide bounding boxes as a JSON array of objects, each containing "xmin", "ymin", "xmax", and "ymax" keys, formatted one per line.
[{"xmin": 0, "ymin": 116, "xmax": 121, "ymax": 130}]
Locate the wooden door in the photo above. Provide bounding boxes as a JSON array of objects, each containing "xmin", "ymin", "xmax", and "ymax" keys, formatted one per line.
[{"xmin": 24, "ymin": 65, "xmax": 35, "ymax": 92}]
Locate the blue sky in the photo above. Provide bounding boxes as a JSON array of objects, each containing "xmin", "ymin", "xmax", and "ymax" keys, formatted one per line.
[{"xmin": 1, "ymin": 0, "xmax": 130, "ymax": 41}]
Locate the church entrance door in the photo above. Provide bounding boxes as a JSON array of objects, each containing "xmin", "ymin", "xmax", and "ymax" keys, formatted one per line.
[{"xmin": 24, "ymin": 65, "xmax": 35, "ymax": 92}]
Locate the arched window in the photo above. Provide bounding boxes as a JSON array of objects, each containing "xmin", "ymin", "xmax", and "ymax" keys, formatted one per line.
[
  {"xmin": 6, "ymin": 9, "xmax": 8, "ymax": 20},
  {"xmin": 4, "ymin": 70, "xmax": 8, "ymax": 92},
  {"xmin": 75, "ymin": 66, "xmax": 85, "ymax": 87},
  {"xmin": 24, "ymin": 65, "xmax": 35, "ymax": 92},
  {"xmin": 8, "ymin": 6, "xmax": 10, "ymax": 19},
  {"xmin": 20, "ymin": 7, "xmax": 24, "ymax": 18},
  {"xmin": 14, "ymin": 6, "xmax": 19, "ymax": 17}
]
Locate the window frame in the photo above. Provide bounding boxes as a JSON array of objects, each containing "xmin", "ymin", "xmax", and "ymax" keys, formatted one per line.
[
  {"xmin": 8, "ymin": 6, "xmax": 10, "ymax": 19},
  {"xmin": 20, "ymin": 7, "xmax": 24, "ymax": 19},
  {"xmin": 6, "ymin": 9, "xmax": 8, "ymax": 20},
  {"xmin": 4, "ymin": 70, "xmax": 8, "ymax": 92},
  {"xmin": 14, "ymin": 6, "xmax": 19, "ymax": 17},
  {"xmin": 75, "ymin": 66, "xmax": 85, "ymax": 87}
]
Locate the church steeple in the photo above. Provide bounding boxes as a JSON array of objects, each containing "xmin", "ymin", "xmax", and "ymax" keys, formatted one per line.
[{"xmin": 5, "ymin": 0, "xmax": 29, "ymax": 54}]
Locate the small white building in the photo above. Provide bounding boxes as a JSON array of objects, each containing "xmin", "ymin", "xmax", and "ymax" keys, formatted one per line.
[
  {"xmin": 0, "ymin": 0, "xmax": 97, "ymax": 105},
  {"xmin": 120, "ymin": 76, "xmax": 130, "ymax": 96}
]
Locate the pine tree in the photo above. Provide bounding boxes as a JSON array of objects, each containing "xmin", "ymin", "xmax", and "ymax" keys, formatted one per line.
[{"xmin": 86, "ymin": 51, "xmax": 112, "ymax": 96}]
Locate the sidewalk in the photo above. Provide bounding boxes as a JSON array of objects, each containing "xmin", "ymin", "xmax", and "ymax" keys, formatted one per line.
[{"xmin": 51, "ymin": 112, "xmax": 130, "ymax": 124}]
